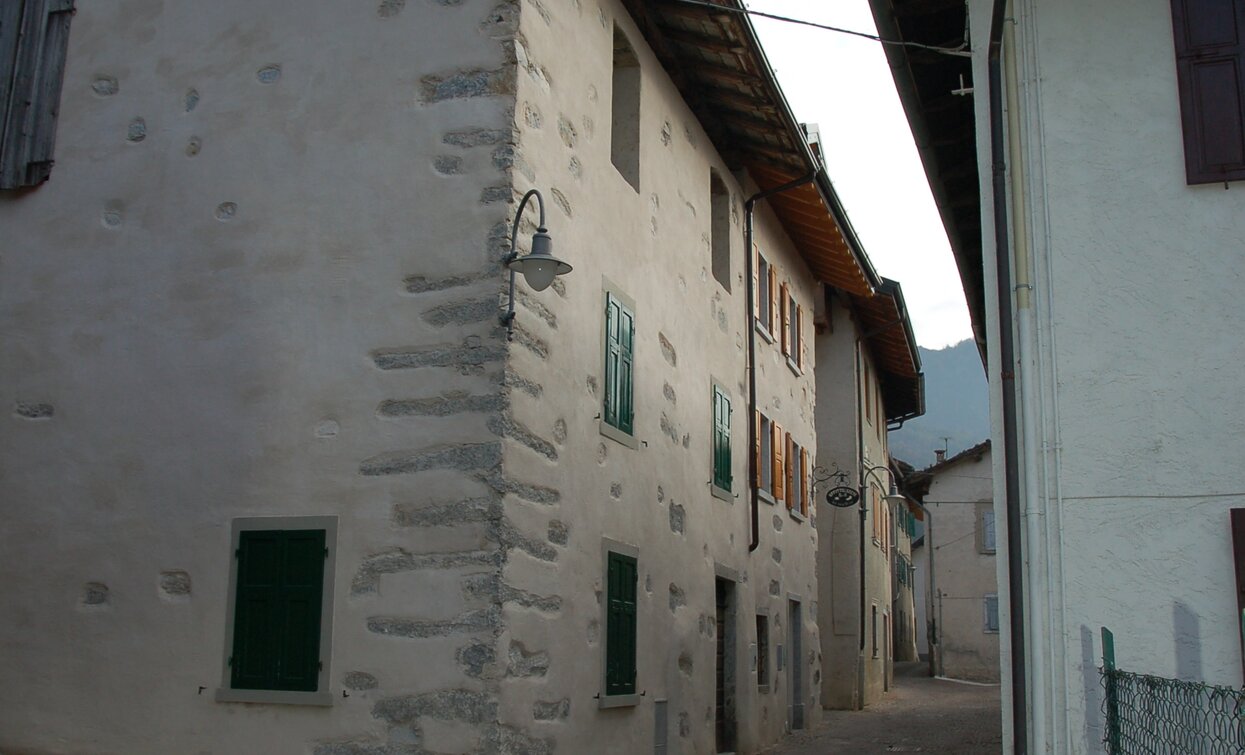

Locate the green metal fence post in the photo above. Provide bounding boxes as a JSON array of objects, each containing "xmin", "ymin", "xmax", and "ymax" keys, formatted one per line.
[{"xmin": 1101, "ymin": 626, "xmax": 1120, "ymax": 753}]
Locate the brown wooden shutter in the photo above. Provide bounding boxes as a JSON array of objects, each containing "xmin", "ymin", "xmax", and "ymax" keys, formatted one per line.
[
  {"xmin": 767, "ymin": 266, "xmax": 778, "ymax": 333},
  {"xmin": 1233, "ymin": 508, "xmax": 1245, "ymax": 676},
  {"xmin": 771, "ymin": 422, "xmax": 784, "ymax": 500},
  {"xmin": 800, "ymin": 448, "xmax": 809, "ymax": 515},
  {"xmin": 0, "ymin": 0, "xmax": 75, "ymax": 189},
  {"xmin": 752, "ymin": 246, "xmax": 760, "ymax": 320},
  {"xmin": 1170, "ymin": 0, "xmax": 1245, "ymax": 184},
  {"xmin": 753, "ymin": 411, "xmax": 761, "ymax": 488},
  {"xmin": 780, "ymin": 283, "xmax": 791, "ymax": 356},
  {"xmin": 797, "ymin": 305, "xmax": 807, "ymax": 369},
  {"xmin": 784, "ymin": 433, "xmax": 794, "ymax": 509}
]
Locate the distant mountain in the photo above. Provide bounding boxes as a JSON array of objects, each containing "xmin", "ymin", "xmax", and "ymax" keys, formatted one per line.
[{"xmin": 889, "ymin": 339, "xmax": 989, "ymax": 469}]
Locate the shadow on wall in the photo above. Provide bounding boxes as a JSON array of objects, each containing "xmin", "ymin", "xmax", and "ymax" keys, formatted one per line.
[{"xmin": 1173, "ymin": 601, "xmax": 1202, "ymax": 682}]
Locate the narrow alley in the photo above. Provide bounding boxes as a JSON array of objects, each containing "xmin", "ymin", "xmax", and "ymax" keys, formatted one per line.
[{"xmin": 765, "ymin": 663, "xmax": 1002, "ymax": 754}]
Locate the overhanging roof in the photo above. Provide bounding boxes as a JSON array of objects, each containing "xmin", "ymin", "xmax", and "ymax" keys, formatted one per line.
[
  {"xmin": 621, "ymin": 0, "xmax": 878, "ymax": 296},
  {"xmin": 852, "ymin": 278, "xmax": 925, "ymax": 423},
  {"xmin": 868, "ymin": 0, "xmax": 985, "ymax": 354}
]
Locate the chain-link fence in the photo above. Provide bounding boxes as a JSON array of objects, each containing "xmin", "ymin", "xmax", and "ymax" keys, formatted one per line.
[{"xmin": 1101, "ymin": 627, "xmax": 1245, "ymax": 754}]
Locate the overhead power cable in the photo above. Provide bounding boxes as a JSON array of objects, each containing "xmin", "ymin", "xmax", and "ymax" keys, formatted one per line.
[{"xmin": 669, "ymin": 0, "xmax": 972, "ymax": 57}]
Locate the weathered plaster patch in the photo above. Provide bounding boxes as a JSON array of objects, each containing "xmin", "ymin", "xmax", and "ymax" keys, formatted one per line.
[
  {"xmin": 462, "ymin": 573, "xmax": 560, "ymax": 611},
  {"xmin": 557, "ymin": 115, "xmax": 577, "ymax": 148},
  {"xmin": 478, "ymin": 471, "xmax": 560, "ymax": 504},
  {"xmin": 444, "ymin": 128, "xmax": 512, "ymax": 148},
  {"xmin": 549, "ymin": 188, "xmax": 571, "ymax": 217},
  {"xmin": 14, "ymin": 402, "xmax": 54, "ymax": 419},
  {"xmin": 379, "ymin": 393, "xmax": 503, "ymax": 417},
  {"xmin": 351, "ymin": 547, "xmax": 499, "ymax": 595},
  {"xmin": 373, "ymin": 341, "xmax": 505, "ymax": 371},
  {"xmin": 158, "ymin": 570, "xmax": 191, "ymax": 598},
  {"xmin": 420, "ymin": 67, "xmax": 514, "ymax": 103},
  {"xmin": 773, "ymin": 514, "xmax": 783, "ymax": 531},
  {"xmin": 487, "ymin": 414, "xmax": 557, "ymax": 461},
  {"xmin": 433, "ymin": 155, "xmax": 464, "ymax": 175},
  {"xmin": 480, "ymin": 186, "xmax": 510, "ymax": 204},
  {"xmin": 609, "ymin": 482, "xmax": 622, "ymax": 499},
  {"xmin": 663, "ymin": 382, "xmax": 676, "ymax": 403},
  {"xmin": 422, "ymin": 297, "xmax": 497, "ymax": 327},
  {"xmin": 660, "ymin": 121, "xmax": 672, "ymax": 146},
  {"xmin": 367, "ymin": 607, "xmax": 500, "ymax": 639},
  {"xmin": 184, "ymin": 88, "xmax": 199, "ymax": 111},
  {"xmin": 315, "ymin": 419, "xmax": 340, "ymax": 438},
  {"xmin": 491, "ymin": 144, "xmax": 535, "ymax": 181},
  {"xmin": 185, "ymin": 136, "xmax": 201, "ymax": 156},
  {"xmin": 344, "ymin": 671, "xmax": 379, "ymax": 690},
  {"xmin": 373, "ymin": 689, "xmax": 497, "ymax": 725},
  {"xmin": 669, "ymin": 583, "xmax": 686, "ymax": 611},
  {"xmin": 568, "ymin": 156, "xmax": 582, "ymax": 179},
  {"xmin": 123, "ymin": 117, "xmax": 146, "ymax": 144},
  {"xmin": 92, "ymin": 76, "xmax": 118, "ymax": 96},
  {"xmin": 359, "ymin": 442, "xmax": 501, "ymax": 477},
  {"xmin": 503, "ymin": 369, "xmax": 542, "ymax": 398},
  {"xmin": 658, "ymin": 332, "xmax": 677, "ymax": 366},
  {"xmin": 457, "ymin": 640, "xmax": 495, "ymax": 678},
  {"xmin": 81, "ymin": 582, "xmax": 109, "ymax": 606},
  {"xmin": 772, "ymin": 547, "xmax": 782, "ymax": 564},
  {"xmin": 678, "ymin": 651, "xmax": 693, "ymax": 676},
  {"xmin": 377, "ymin": 0, "xmax": 405, "ymax": 17},
  {"xmin": 515, "ymin": 287, "xmax": 557, "ymax": 328},
  {"xmin": 392, "ymin": 496, "xmax": 497, "ymax": 527},
  {"xmin": 403, "ymin": 270, "xmax": 494, "ymax": 294},
  {"xmin": 214, "ymin": 202, "xmax": 237, "ymax": 221},
  {"xmin": 669, "ymin": 501, "xmax": 685, "ymax": 535},
  {"xmin": 256, "ymin": 65, "xmax": 281, "ymax": 84},
  {"xmin": 506, "ymin": 641, "xmax": 549, "ymax": 677},
  {"xmin": 547, "ymin": 520, "xmax": 568, "ymax": 545},
  {"xmin": 769, "ymin": 580, "xmax": 781, "ymax": 596},
  {"xmin": 510, "ymin": 323, "xmax": 549, "ymax": 359},
  {"xmin": 532, "ymin": 698, "xmax": 569, "ymax": 720}
]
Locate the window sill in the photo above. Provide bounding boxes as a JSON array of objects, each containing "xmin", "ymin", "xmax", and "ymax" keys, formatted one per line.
[
  {"xmin": 757, "ymin": 488, "xmax": 776, "ymax": 506},
  {"xmin": 786, "ymin": 358, "xmax": 803, "ymax": 377},
  {"xmin": 598, "ymin": 693, "xmax": 640, "ymax": 709},
  {"xmin": 754, "ymin": 322, "xmax": 774, "ymax": 343},
  {"xmin": 599, "ymin": 420, "xmax": 638, "ymax": 450},
  {"xmin": 758, "ymin": 683, "xmax": 770, "ymax": 694},
  {"xmin": 711, "ymin": 484, "xmax": 734, "ymax": 503},
  {"xmin": 788, "ymin": 507, "xmax": 807, "ymax": 524},
  {"xmin": 215, "ymin": 688, "xmax": 334, "ymax": 707}
]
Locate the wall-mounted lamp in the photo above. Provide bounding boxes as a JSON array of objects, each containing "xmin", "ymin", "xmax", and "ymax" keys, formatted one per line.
[{"xmin": 502, "ymin": 189, "xmax": 572, "ymax": 336}]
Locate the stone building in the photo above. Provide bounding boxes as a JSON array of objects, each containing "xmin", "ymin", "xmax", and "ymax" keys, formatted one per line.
[
  {"xmin": 907, "ymin": 442, "xmax": 999, "ymax": 682},
  {"xmin": 813, "ymin": 280, "xmax": 924, "ymax": 710},
  {"xmin": 0, "ymin": 1, "xmax": 899, "ymax": 753}
]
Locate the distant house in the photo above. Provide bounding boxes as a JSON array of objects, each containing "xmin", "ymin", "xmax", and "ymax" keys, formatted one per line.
[
  {"xmin": 907, "ymin": 442, "xmax": 999, "ymax": 682},
  {"xmin": 871, "ymin": 0, "xmax": 1245, "ymax": 752}
]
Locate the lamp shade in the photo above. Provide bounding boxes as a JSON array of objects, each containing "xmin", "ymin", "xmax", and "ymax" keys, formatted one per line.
[{"xmin": 508, "ymin": 228, "xmax": 572, "ymax": 291}]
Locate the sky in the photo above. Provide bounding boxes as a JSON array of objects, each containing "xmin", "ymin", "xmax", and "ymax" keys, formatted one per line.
[{"xmin": 746, "ymin": 0, "xmax": 973, "ymax": 350}]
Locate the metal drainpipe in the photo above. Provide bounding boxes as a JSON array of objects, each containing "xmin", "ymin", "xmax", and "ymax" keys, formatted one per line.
[
  {"xmin": 744, "ymin": 171, "xmax": 815, "ymax": 553},
  {"xmin": 989, "ymin": 0, "xmax": 1029, "ymax": 751}
]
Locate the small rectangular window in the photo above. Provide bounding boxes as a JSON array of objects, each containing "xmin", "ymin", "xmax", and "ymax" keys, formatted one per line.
[
  {"xmin": 771, "ymin": 421, "xmax": 785, "ymax": 501},
  {"xmin": 603, "ymin": 291, "xmax": 635, "ymax": 437},
  {"xmin": 780, "ymin": 283, "xmax": 792, "ymax": 357},
  {"xmin": 981, "ymin": 510, "xmax": 997, "ymax": 554},
  {"xmin": 984, "ymin": 594, "xmax": 1000, "ymax": 633},
  {"xmin": 755, "ymin": 251, "xmax": 772, "ymax": 335},
  {"xmin": 712, "ymin": 384, "xmax": 732, "ymax": 493},
  {"xmin": 610, "ymin": 26, "xmax": 641, "ymax": 190},
  {"xmin": 786, "ymin": 435, "xmax": 800, "ymax": 513},
  {"xmin": 219, "ymin": 516, "xmax": 337, "ymax": 706},
  {"xmin": 871, "ymin": 604, "xmax": 879, "ymax": 658},
  {"xmin": 710, "ymin": 171, "xmax": 731, "ymax": 290},
  {"xmin": 755, "ymin": 614, "xmax": 769, "ymax": 687},
  {"xmin": 605, "ymin": 551, "xmax": 638, "ymax": 696}
]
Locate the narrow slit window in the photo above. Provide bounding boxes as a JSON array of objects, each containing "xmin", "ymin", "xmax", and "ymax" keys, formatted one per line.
[
  {"xmin": 710, "ymin": 171, "xmax": 731, "ymax": 290},
  {"xmin": 610, "ymin": 26, "xmax": 641, "ymax": 191}
]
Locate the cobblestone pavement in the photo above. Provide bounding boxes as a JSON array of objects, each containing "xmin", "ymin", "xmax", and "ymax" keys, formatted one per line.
[{"xmin": 763, "ymin": 662, "xmax": 1002, "ymax": 754}]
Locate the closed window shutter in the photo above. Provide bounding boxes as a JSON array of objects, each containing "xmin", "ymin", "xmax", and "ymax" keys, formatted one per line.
[
  {"xmin": 780, "ymin": 283, "xmax": 791, "ymax": 356},
  {"xmin": 604, "ymin": 295, "xmax": 619, "ymax": 428},
  {"xmin": 606, "ymin": 552, "xmax": 638, "ymax": 695},
  {"xmin": 1170, "ymin": 0, "xmax": 1245, "ymax": 183},
  {"xmin": 798, "ymin": 305, "xmax": 807, "ymax": 369},
  {"xmin": 767, "ymin": 266, "xmax": 778, "ymax": 333},
  {"xmin": 800, "ymin": 448, "xmax": 809, "ymax": 515},
  {"xmin": 752, "ymin": 246, "xmax": 760, "ymax": 320},
  {"xmin": 772, "ymin": 422, "xmax": 785, "ymax": 501},
  {"xmin": 232, "ymin": 529, "xmax": 326, "ymax": 692},
  {"xmin": 619, "ymin": 305, "xmax": 634, "ymax": 434},
  {"xmin": 0, "ymin": 0, "xmax": 74, "ymax": 189},
  {"xmin": 713, "ymin": 388, "xmax": 731, "ymax": 490},
  {"xmin": 784, "ymin": 433, "xmax": 794, "ymax": 509},
  {"xmin": 753, "ymin": 410, "xmax": 761, "ymax": 489}
]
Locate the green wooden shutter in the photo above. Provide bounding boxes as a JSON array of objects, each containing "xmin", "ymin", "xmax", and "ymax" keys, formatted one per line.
[
  {"xmin": 713, "ymin": 387, "xmax": 732, "ymax": 490},
  {"xmin": 604, "ymin": 295, "xmax": 620, "ymax": 429},
  {"xmin": 606, "ymin": 551, "xmax": 637, "ymax": 695},
  {"xmin": 618, "ymin": 304, "xmax": 634, "ymax": 434},
  {"xmin": 0, "ymin": 0, "xmax": 74, "ymax": 189},
  {"xmin": 231, "ymin": 529, "xmax": 326, "ymax": 692}
]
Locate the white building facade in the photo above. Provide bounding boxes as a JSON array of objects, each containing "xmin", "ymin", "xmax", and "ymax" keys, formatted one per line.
[{"xmin": 873, "ymin": 0, "xmax": 1245, "ymax": 752}]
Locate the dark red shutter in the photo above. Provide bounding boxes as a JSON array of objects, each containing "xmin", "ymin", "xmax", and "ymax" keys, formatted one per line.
[{"xmin": 1170, "ymin": 0, "xmax": 1245, "ymax": 183}]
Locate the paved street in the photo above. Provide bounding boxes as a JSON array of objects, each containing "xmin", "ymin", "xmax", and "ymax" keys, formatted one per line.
[{"xmin": 764, "ymin": 663, "xmax": 1002, "ymax": 754}]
